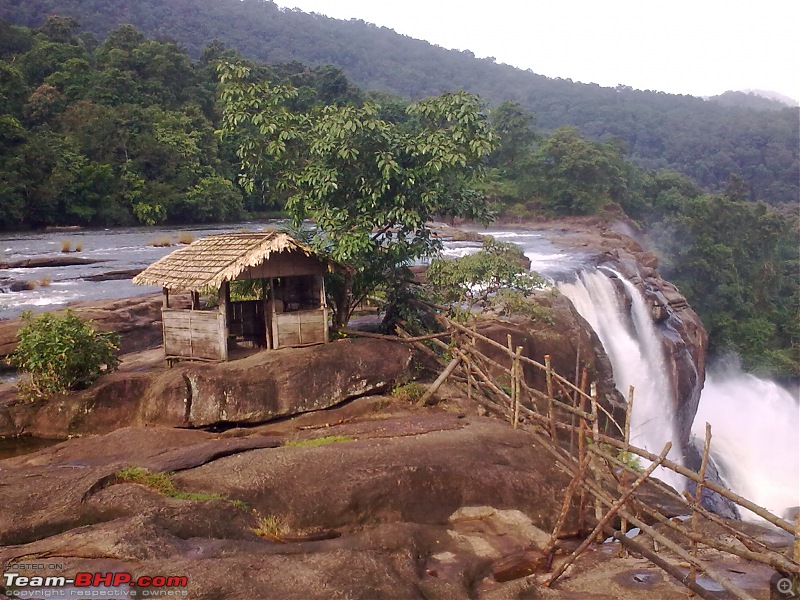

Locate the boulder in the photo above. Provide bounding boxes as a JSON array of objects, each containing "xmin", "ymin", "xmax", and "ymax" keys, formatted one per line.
[{"xmin": 5, "ymin": 338, "xmax": 412, "ymax": 437}]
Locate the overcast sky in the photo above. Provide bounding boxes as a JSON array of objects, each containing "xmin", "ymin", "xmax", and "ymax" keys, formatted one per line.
[{"xmin": 272, "ymin": 0, "xmax": 799, "ymax": 103}]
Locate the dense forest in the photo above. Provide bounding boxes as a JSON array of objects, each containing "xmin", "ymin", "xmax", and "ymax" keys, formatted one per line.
[
  {"xmin": 0, "ymin": 16, "xmax": 796, "ymax": 377},
  {"xmin": 1, "ymin": 0, "xmax": 798, "ymax": 205}
]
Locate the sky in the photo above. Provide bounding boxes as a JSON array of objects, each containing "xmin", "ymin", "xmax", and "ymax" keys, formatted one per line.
[{"xmin": 272, "ymin": 0, "xmax": 800, "ymax": 103}]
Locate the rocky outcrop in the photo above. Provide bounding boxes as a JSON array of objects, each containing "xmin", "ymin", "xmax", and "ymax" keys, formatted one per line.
[
  {"xmin": 3, "ymin": 338, "xmax": 412, "ymax": 437},
  {"xmin": 603, "ymin": 256, "xmax": 708, "ymax": 453},
  {"xmin": 0, "ymin": 256, "xmax": 107, "ymax": 269},
  {"xmin": 0, "ymin": 408, "xmax": 780, "ymax": 599},
  {"xmin": 471, "ymin": 294, "xmax": 626, "ymax": 434}
]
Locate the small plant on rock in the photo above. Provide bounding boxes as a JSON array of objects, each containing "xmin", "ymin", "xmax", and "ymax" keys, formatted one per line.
[
  {"xmin": 252, "ymin": 514, "xmax": 288, "ymax": 539},
  {"xmin": 10, "ymin": 310, "xmax": 120, "ymax": 400},
  {"xmin": 391, "ymin": 381, "xmax": 426, "ymax": 403}
]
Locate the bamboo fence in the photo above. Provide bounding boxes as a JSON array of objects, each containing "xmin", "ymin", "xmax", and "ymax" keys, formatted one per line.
[{"xmin": 350, "ymin": 315, "xmax": 800, "ymax": 597}]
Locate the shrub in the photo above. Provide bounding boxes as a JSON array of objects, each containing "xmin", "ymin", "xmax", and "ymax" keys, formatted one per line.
[
  {"xmin": 10, "ymin": 310, "xmax": 120, "ymax": 399},
  {"xmin": 391, "ymin": 381, "xmax": 427, "ymax": 403},
  {"xmin": 150, "ymin": 237, "xmax": 172, "ymax": 247},
  {"xmin": 177, "ymin": 232, "xmax": 194, "ymax": 245},
  {"xmin": 252, "ymin": 514, "xmax": 288, "ymax": 538}
]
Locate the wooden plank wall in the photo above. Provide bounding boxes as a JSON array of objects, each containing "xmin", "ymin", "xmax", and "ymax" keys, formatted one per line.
[
  {"xmin": 163, "ymin": 309, "xmax": 227, "ymax": 361},
  {"xmin": 274, "ymin": 309, "xmax": 326, "ymax": 348}
]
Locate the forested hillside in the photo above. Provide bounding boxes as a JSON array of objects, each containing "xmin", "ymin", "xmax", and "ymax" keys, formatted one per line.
[
  {"xmin": 2, "ymin": 0, "xmax": 798, "ymax": 205},
  {"xmin": 0, "ymin": 16, "xmax": 796, "ymax": 376}
]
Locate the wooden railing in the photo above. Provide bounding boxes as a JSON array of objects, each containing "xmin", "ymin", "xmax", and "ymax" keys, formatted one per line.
[{"xmin": 346, "ymin": 315, "xmax": 800, "ymax": 598}]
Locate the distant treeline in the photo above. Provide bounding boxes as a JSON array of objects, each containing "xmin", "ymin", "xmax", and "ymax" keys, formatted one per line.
[
  {"xmin": 0, "ymin": 16, "xmax": 796, "ymax": 377},
  {"xmin": 2, "ymin": 0, "xmax": 798, "ymax": 205}
]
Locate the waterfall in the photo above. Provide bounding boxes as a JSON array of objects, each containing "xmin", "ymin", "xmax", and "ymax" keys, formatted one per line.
[
  {"xmin": 558, "ymin": 269, "xmax": 685, "ymax": 490},
  {"xmin": 693, "ymin": 365, "xmax": 800, "ymax": 521}
]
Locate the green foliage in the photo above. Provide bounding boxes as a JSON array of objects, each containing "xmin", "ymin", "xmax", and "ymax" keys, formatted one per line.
[
  {"xmin": 218, "ymin": 61, "xmax": 497, "ymax": 327},
  {"xmin": 5, "ymin": 0, "xmax": 795, "ymax": 204},
  {"xmin": 115, "ymin": 466, "xmax": 227, "ymax": 502},
  {"xmin": 391, "ymin": 381, "xmax": 426, "ymax": 403},
  {"xmin": 650, "ymin": 196, "xmax": 799, "ymax": 376},
  {"xmin": 11, "ymin": 309, "xmax": 120, "ymax": 399},
  {"xmin": 491, "ymin": 289, "xmax": 554, "ymax": 324},
  {"xmin": 283, "ymin": 435, "xmax": 353, "ymax": 447},
  {"xmin": 427, "ymin": 237, "xmax": 547, "ymax": 311},
  {"xmin": 529, "ymin": 126, "xmax": 627, "ymax": 215}
]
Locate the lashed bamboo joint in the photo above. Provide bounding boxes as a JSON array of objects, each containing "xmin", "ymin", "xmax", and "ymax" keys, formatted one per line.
[{"xmin": 346, "ymin": 314, "xmax": 800, "ymax": 596}]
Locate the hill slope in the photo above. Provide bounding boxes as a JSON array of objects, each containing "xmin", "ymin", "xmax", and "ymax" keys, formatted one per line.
[{"xmin": 1, "ymin": 0, "xmax": 798, "ymax": 203}]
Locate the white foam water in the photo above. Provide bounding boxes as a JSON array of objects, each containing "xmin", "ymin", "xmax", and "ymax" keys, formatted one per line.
[
  {"xmin": 558, "ymin": 269, "xmax": 685, "ymax": 490},
  {"xmin": 694, "ymin": 366, "xmax": 800, "ymax": 521}
]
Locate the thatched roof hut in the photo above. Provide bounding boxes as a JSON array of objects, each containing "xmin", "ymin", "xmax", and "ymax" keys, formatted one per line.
[
  {"xmin": 134, "ymin": 231, "xmax": 336, "ymax": 362},
  {"xmin": 133, "ymin": 231, "xmax": 324, "ymax": 291}
]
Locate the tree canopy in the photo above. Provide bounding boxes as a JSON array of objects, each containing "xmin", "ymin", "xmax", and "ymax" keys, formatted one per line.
[{"xmin": 218, "ymin": 61, "xmax": 497, "ymax": 326}]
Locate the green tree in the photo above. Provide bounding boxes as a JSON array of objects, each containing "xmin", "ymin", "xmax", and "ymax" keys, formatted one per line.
[
  {"xmin": 218, "ymin": 61, "xmax": 497, "ymax": 327},
  {"xmin": 530, "ymin": 126, "xmax": 627, "ymax": 215},
  {"xmin": 10, "ymin": 310, "xmax": 121, "ymax": 400},
  {"xmin": 427, "ymin": 237, "xmax": 546, "ymax": 311}
]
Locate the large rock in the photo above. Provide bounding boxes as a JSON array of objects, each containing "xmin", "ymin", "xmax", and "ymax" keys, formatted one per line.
[
  {"xmin": 5, "ymin": 338, "xmax": 412, "ymax": 437},
  {"xmin": 472, "ymin": 295, "xmax": 626, "ymax": 434}
]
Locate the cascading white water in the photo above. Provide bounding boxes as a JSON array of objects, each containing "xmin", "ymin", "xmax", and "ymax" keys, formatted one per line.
[
  {"xmin": 558, "ymin": 269, "xmax": 685, "ymax": 490},
  {"xmin": 693, "ymin": 365, "xmax": 800, "ymax": 521}
]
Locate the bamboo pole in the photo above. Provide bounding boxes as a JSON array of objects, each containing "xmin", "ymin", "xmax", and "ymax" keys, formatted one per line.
[
  {"xmin": 529, "ymin": 426, "xmax": 756, "ymax": 600},
  {"xmin": 441, "ymin": 316, "xmax": 591, "ymax": 399},
  {"xmin": 547, "ymin": 442, "xmax": 672, "ymax": 586},
  {"xmin": 591, "ymin": 431, "xmax": 794, "ymax": 534},
  {"xmin": 513, "ymin": 346, "xmax": 522, "ymax": 428},
  {"xmin": 691, "ymin": 423, "xmax": 712, "ymax": 586},
  {"xmin": 605, "ymin": 528, "xmax": 719, "ymax": 600},
  {"xmin": 620, "ymin": 385, "xmax": 634, "ymax": 539},
  {"xmin": 589, "ymin": 382, "xmax": 603, "ymax": 525},
  {"xmin": 542, "ymin": 455, "xmax": 591, "ymax": 569},
  {"xmin": 462, "ymin": 343, "xmax": 595, "ymax": 421},
  {"xmin": 419, "ymin": 356, "xmax": 461, "ymax": 405},
  {"xmin": 595, "ymin": 446, "xmax": 799, "ymax": 574},
  {"xmin": 578, "ymin": 472, "xmax": 757, "ymax": 600},
  {"xmin": 545, "ymin": 354, "xmax": 556, "ymax": 440},
  {"xmin": 341, "ymin": 328, "xmax": 450, "ymax": 343}
]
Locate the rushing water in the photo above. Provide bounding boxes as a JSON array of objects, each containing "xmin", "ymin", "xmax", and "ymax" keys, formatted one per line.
[
  {"xmin": 558, "ymin": 265, "xmax": 799, "ymax": 520},
  {"xmin": 0, "ymin": 220, "xmax": 287, "ymax": 319},
  {"xmin": 557, "ymin": 269, "xmax": 685, "ymax": 490},
  {"xmin": 694, "ymin": 364, "xmax": 800, "ymax": 521}
]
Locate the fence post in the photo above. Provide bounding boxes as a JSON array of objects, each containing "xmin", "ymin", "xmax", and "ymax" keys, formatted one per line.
[{"xmin": 545, "ymin": 354, "xmax": 555, "ymax": 440}]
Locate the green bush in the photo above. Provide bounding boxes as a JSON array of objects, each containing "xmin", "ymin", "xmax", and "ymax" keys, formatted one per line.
[{"xmin": 11, "ymin": 310, "xmax": 120, "ymax": 399}]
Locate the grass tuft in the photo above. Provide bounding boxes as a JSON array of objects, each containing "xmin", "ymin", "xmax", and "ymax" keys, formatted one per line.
[
  {"xmin": 391, "ymin": 381, "xmax": 426, "ymax": 403},
  {"xmin": 37, "ymin": 277, "xmax": 52, "ymax": 287},
  {"xmin": 177, "ymin": 232, "xmax": 194, "ymax": 245},
  {"xmin": 284, "ymin": 435, "xmax": 353, "ymax": 448},
  {"xmin": 60, "ymin": 240, "xmax": 71, "ymax": 253},
  {"xmin": 252, "ymin": 514, "xmax": 288, "ymax": 539},
  {"xmin": 150, "ymin": 237, "xmax": 172, "ymax": 247},
  {"xmin": 74, "ymin": 241, "xmax": 83, "ymax": 252}
]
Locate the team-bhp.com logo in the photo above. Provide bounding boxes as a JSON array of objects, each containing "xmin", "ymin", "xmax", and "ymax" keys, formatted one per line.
[{"xmin": 3, "ymin": 572, "xmax": 188, "ymax": 597}]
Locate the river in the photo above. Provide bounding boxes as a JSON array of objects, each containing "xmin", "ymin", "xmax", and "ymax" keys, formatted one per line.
[{"xmin": 1, "ymin": 223, "xmax": 797, "ymax": 521}]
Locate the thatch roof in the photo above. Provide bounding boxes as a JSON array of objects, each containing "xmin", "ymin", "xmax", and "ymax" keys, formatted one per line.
[{"xmin": 133, "ymin": 231, "xmax": 329, "ymax": 291}]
